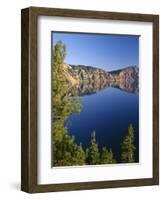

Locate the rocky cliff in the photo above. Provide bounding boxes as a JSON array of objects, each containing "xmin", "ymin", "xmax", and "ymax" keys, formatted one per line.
[
  {"xmin": 110, "ymin": 66, "xmax": 139, "ymax": 93},
  {"xmin": 61, "ymin": 64, "xmax": 139, "ymax": 95}
]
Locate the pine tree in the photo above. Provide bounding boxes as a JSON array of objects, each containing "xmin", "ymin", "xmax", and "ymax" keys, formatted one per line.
[
  {"xmin": 73, "ymin": 143, "xmax": 86, "ymax": 165},
  {"xmin": 52, "ymin": 41, "xmax": 81, "ymax": 143},
  {"xmin": 121, "ymin": 124, "xmax": 136, "ymax": 163},
  {"xmin": 100, "ymin": 147, "xmax": 116, "ymax": 164},
  {"xmin": 107, "ymin": 148, "xmax": 116, "ymax": 164},
  {"xmin": 87, "ymin": 131, "xmax": 100, "ymax": 165},
  {"xmin": 100, "ymin": 147, "xmax": 109, "ymax": 164},
  {"xmin": 52, "ymin": 41, "xmax": 83, "ymax": 166},
  {"xmin": 52, "ymin": 40, "xmax": 68, "ymax": 143},
  {"xmin": 53, "ymin": 135, "xmax": 86, "ymax": 166}
]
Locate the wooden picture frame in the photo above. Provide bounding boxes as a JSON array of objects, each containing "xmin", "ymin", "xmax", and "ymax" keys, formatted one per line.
[{"xmin": 21, "ymin": 7, "xmax": 159, "ymax": 193}]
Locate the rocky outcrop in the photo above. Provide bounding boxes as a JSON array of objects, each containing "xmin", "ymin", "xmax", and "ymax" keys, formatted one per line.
[
  {"xmin": 62, "ymin": 64, "xmax": 139, "ymax": 95},
  {"xmin": 119, "ymin": 67, "xmax": 139, "ymax": 93},
  {"xmin": 109, "ymin": 66, "xmax": 139, "ymax": 93},
  {"xmin": 68, "ymin": 64, "xmax": 112, "ymax": 86}
]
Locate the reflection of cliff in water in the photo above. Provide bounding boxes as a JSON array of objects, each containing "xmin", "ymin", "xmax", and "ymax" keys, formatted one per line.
[
  {"xmin": 65, "ymin": 64, "xmax": 139, "ymax": 96},
  {"xmin": 71, "ymin": 79, "xmax": 138, "ymax": 96}
]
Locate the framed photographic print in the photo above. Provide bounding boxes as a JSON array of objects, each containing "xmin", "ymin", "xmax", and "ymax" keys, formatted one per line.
[{"xmin": 21, "ymin": 7, "xmax": 159, "ymax": 193}]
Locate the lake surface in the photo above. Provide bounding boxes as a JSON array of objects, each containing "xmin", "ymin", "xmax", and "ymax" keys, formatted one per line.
[{"xmin": 67, "ymin": 86, "xmax": 139, "ymax": 163}]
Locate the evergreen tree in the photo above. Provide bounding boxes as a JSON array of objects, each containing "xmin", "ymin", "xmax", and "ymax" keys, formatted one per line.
[
  {"xmin": 73, "ymin": 143, "xmax": 86, "ymax": 165},
  {"xmin": 100, "ymin": 147, "xmax": 116, "ymax": 164},
  {"xmin": 85, "ymin": 148, "xmax": 89, "ymax": 163},
  {"xmin": 121, "ymin": 124, "xmax": 136, "ymax": 163},
  {"xmin": 87, "ymin": 131, "xmax": 100, "ymax": 165},
  {"xmin": 53, "ymin": 134, "xmax": 86, "ymax": 166},
  {"xmin": 52, "ymin": 41, "xmax": 81, "ymax": 143},
  {"xmin": 100, "ymin": 147, "xmax": 109, "ymax": 164},
  {"xmin": 52, "ymin": 41, "xmax": 83, "ymax": 166},
  {"xmin": 107, "ymin": 148, "xmax": 116, "ymax": 164}
]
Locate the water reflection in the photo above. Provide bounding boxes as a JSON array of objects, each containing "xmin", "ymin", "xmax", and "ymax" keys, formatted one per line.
[{"xmin": 70, "ymin": 78, "xmax": 139, "ymax": 96}]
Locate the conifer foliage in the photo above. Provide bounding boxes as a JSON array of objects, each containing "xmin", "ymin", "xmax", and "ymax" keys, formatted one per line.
[
  {"xmin": 121, "ymin": 124, "xmax": 136, "ymax": 163},
  {"xmin": 52, "ymin": 41, "xmax": 84, "ymax": 166},
  {"xmin": 101, "ymin": 147, "xmax": 116, "ymax": 164},
  {"xmin": 87, "ymin": 131, "xmax": 100, "ymax": 165}
]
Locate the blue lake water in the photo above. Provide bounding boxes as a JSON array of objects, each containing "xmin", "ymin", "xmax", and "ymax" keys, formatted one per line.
[{"xmin": 67, "ymin": 87, "xmax": 139, "ymax": 163}]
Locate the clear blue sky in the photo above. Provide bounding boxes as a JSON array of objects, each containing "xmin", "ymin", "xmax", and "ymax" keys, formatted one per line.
[{"xmin": 52, "ymin": 32, "xmax": 139, "ymax": 71}]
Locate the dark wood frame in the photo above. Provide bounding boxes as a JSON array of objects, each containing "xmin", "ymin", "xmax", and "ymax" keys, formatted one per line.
[{"xmin": 21, "ymin": 6, "xmax": 159, "ymax": 193}]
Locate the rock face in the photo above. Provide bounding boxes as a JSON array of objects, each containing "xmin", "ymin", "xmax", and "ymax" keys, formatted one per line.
[
  {"xmin": 69, "ymin": 64, "xmax": 112, "ymax": 84},
  {"xmin": 110, "ymin": 66, "xmax": 139, "ymax": 93},
  {"xmin": 62, "ymin": 64, "xmax": 139, "ymax": 95},
  {"xmin": 119, "ymin": 67, "xmax": 139, "ymax": 93}
]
